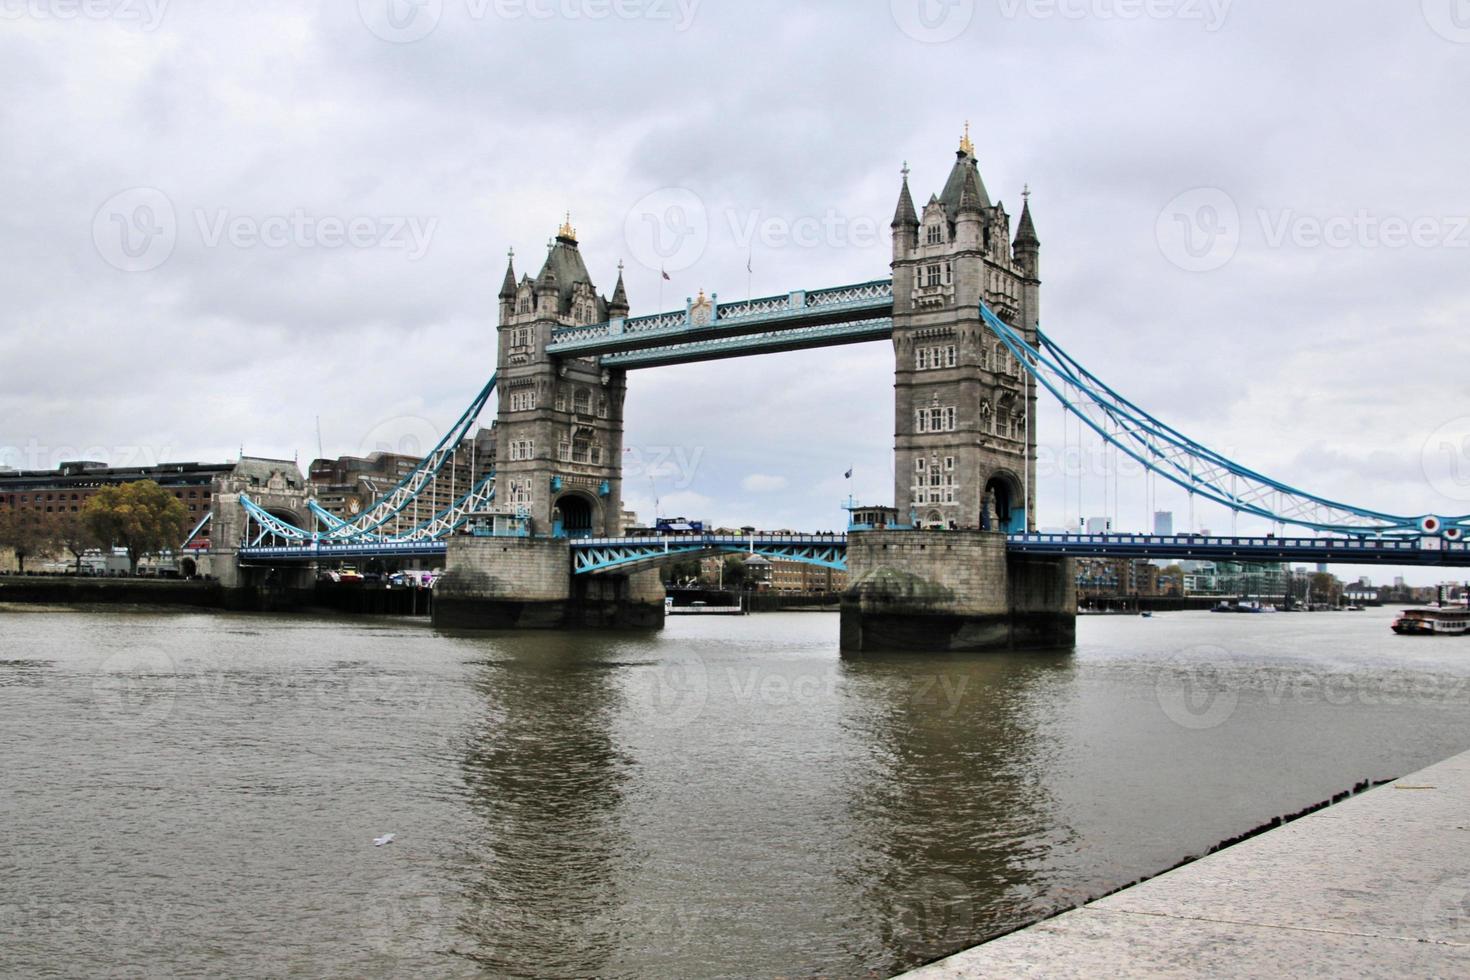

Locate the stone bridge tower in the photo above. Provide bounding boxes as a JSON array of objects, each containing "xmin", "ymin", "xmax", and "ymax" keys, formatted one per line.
[
  {"xmin": 890, "ymin": 127, "xmax": 1040, "ymax": 533},
  {"xmin": 842, "ymin": 131, "xmax": 1070, "ymax": 654},
  {"xmin": 494, "ymin": 217, "xmax": 628, "ymax": 538},
  {"xmin": 435, "ymin": 218, "xmax": 662, "ymax": 632}
]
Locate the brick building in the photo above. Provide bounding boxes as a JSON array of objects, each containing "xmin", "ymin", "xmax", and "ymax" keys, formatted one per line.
[{"xmin": 0, "ymin": 457, "xmax": 306, "ymax": 561}]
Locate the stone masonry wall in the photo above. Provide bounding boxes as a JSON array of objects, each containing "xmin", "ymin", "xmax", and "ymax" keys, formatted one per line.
[
  {"xmin": 437, "ymin": 537, "xmax": 571, "ymax": 603},
  {"xmin": 844, "ymin": 529, "xmax": 1010, "ymax": 617}
]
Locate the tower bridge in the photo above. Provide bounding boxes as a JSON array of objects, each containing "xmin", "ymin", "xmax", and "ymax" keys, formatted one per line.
[{"xmin": 218, "ymin": 134, "xmax": 1470, "ymax": 649}]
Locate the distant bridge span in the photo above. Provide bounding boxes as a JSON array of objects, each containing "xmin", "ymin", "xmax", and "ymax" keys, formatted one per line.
[{"xmin": 237, "ymin": 532, "xmax": 1470, "ymax": 571}]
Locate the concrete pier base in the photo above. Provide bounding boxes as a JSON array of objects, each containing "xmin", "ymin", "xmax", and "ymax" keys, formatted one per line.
[
  {"xmin": 896, "ymin": 750, "xmax": 1470, "ymax": 978},
  {"xmin": 432, "ymin": 536, "xmax": 665, "ymax": 631},
  {"xmin": 840, "ymin": 530, "xmax": 1074, "ymax": 653}
]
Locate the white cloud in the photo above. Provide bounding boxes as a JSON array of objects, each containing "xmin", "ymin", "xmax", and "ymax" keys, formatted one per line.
[
  {"xmin": 741, "ymin": 474, "xmax": 789, "ymax": 494},
  {"xmin": 1, "ymin": 0, "xmax": 1463, "ymax": 583}
]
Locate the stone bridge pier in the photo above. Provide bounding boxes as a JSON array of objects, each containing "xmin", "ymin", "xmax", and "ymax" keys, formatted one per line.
[{"xmin": 202, "ymin": 461, "xmax": 317, "ymax": 608}]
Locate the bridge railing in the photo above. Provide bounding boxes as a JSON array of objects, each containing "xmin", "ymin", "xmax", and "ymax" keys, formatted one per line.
[
  {"xmin": 574, "ymin": 533, "xmax": 848, "ymax": 548},
  {"xmin": 1007, "ymin": 532, "xmax": 1470, "ymax": 559},
  {"xmin": 547, "ymin": 280, "xmax": 895, "ymax": 356}
]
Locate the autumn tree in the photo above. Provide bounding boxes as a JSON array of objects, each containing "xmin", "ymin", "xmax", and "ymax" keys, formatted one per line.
[
  {"xmin": 0, "ymin": 508, "xmax": 55, "ymax": 574},
  {"xmin": 52, "ymin": 510, "xmax": 101, "ymax": 575},
  {"xmin": 82, "ymin": 481, "xmax": 189, "ymax": 575}
]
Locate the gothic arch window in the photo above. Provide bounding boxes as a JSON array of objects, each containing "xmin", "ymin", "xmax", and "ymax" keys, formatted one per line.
[
  {"xmin": 926, "ymin": 222, "xmax": 944, "ymax": 246},
  {"xmin": 573, "ymin": 388, "xmax": 592, "ymax": 416}
]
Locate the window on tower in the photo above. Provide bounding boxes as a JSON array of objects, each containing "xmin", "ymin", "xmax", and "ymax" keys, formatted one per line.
[{"xmin": 927, "ymin": 224, "xmax": 943, "ymax": 245}]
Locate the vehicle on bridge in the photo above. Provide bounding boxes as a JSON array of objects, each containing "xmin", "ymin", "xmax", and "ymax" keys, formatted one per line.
[{"xmin": 652, "ymin": 517, "xmax": 706, "ymax": 536}]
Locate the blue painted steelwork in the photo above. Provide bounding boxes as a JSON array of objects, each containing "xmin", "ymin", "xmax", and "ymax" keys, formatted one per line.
[
  {"xmin": 603, "ymin": 317, "xmax": 895, "ymax": 369},
  {"xmin": 239, "ymin": 541, "xmax": 448, "ymax": 564},
  {"xmin": 310, "ymin": 373, "xmax": 498, "ymax": 541},
  {"xmin": 979, "ymin": 303, "xmax": 1470, "ymax": 540},
  {"xmin": 239, "ymin": 495, "xmax": 312, "ymax": 547},
  {"xmin": 1009, "ymin": 533, "xmax": 1470, "ymax": 567},
  {"xmin": 571, "ymin": 534, "xmax": 848, "ymax": 575},
  {"xmin": 234, "ymin": 531, "xmax": 1470, "ymax": 570},
  {"xmin": 226, "ymin": 269, "xmax": 1470, "ymax": 556},
  {"xmin": 180, "ymin": 511, "xmax": 213, "ymax": 550},
  {"xmin": 547, "ymin": 280, "xmax": 893, "ymax": 359}
]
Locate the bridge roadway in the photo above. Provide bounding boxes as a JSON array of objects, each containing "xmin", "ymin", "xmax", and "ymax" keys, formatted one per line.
[
  {"xmin": 543, "ymin": 279, "xmax": 896, "ymax": 368},
  {"xmin": 236, "ymin": 532, "xmax": 1470, "ymax": 569}
]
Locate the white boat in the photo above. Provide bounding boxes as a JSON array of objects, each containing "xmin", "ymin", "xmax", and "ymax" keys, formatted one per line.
[{"xmin": 1392, "ymin": 608, "xmax": 1470, "ymax": 636}]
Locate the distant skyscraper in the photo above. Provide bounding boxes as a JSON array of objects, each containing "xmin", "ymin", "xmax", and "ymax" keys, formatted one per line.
[
  {"xmin": 1086, "ymin": 516, "xmax": 1111, "ymax": 534},
  {"xmin": 1316, "ymin": 563, "xmax": 1329, "ymax": 574},
  {"xmin": 1153, "ymin": 511, "xmax": 1174, "ymax": 536}
]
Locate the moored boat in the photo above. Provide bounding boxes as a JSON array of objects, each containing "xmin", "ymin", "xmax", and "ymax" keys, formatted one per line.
[{"xmin": 1392, "ymin": 608, "xmax": 1470, "ymax": 636}]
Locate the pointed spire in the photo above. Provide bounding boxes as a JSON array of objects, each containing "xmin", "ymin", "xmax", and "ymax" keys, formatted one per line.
[
  {"xmin": 499, "ymin": 247, "xmax": 517, "ymax": 299},
  {"xmin": 608, "ymin": 260, "xmax": 629, "ymax": 316},
  {"xmin": 892, "ymin": 161, "xmax": 919, "ymax": 229},
  {"xmin": 1015, "ymin": 186, "xmax": 1040, "ymax": 248},
  {"xmin": 958, "ymin": 165, "xmax": 984, "ymax": 216},
  {"xmin": 960, "ymin": 120, "xmax": 975, "ymax": 158},
  {"xmin": 940, "ymin": 141, "xmax": 991, "ymax": 215}
]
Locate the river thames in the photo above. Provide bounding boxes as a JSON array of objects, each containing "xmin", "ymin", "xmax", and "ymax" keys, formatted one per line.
[{"xmin": 3, "ymin": 607, "xmax": 1469, "ymax": 978}]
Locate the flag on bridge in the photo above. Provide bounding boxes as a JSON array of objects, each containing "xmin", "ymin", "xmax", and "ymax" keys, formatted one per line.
[
  {"xmin": 845, "ymin": 468, "xmax": 853, "ymax": 480},
  {"xmin": 661, "ymin": 267, "xmax": 671, "ymax": 281}
]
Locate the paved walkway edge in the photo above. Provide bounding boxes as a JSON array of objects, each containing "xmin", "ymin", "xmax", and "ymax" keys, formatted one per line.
[{"xmin": 895, "ymin": 750, "xmax": 1470, "ymax": 978}]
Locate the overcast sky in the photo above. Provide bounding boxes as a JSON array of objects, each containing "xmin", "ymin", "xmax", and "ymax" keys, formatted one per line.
[{"xmin": 2, "ymin": 0, "xmax": 1467, "ymax": 583}]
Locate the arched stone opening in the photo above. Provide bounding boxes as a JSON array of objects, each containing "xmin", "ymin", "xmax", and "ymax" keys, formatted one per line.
[
  {"xmin": 553, "ymin": 493, "xmax": 597, "ymax": 539},
  {"xmin": 984, "ymin": 473, "xmax": 1025, "ymax": 534}
]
